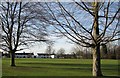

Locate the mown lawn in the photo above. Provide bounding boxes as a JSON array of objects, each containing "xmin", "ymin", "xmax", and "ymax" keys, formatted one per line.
[{"xmin": 2, "ymin": 58, "xmax": 119, "ymax": 77}]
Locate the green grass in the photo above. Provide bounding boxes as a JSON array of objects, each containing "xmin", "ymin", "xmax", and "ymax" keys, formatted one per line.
[{"xmin": 2, "ymin": 58, "xmax": 119, "ymax": 77}]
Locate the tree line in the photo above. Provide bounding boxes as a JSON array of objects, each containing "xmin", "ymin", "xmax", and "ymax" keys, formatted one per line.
[{"xmin": 71, "ymin": 43, "xmax": 120, "ymax": 59}]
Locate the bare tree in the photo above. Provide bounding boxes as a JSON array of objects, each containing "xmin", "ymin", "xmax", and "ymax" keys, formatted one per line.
[
  {"xmin": 72, "ymin": 45, "xmax": 84, "ymax": 58},
  {"xmin": 45, "ymin": 1, "xmax": 120, "ymax": 76},
  {"xmin": 0, "ymin": 2, "xmax": 49, "ymax": 66},
  {"xmin": 107, "ymin": 42, "xmax": 119, "ymax": 59},
  {"xmin": 72, "ymin": 45, "xmax": 92, "ymax": 59},
  {"xmin": 45, "ymin": 41, "xmax": 55, "ymax": 54},
  {"xmin": 57, "ymin": 48, "xmax": 65, "ymax": 58},
  {"xmin": 100, "ymin": 44, "xmax": 107, "ymax": 59}
]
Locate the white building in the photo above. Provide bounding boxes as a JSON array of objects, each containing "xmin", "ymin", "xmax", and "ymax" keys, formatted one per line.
[
  {"xmin": 37, "ymin": 53, "xmax": 56, "ymax": 58},
  {"xmin": 15, "ymin": 52, "xmax": 34, "ymax": 58}
]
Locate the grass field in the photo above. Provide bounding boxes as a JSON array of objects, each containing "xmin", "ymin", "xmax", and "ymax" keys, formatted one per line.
[{"xmin": 2, "ymin": 58, "xmax": 119, "ymax": 77}]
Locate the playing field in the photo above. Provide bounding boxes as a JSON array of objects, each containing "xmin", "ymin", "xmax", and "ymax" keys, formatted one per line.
[{"xmin": 2, "ymin": 58, "xmax": 119, "ymax": 77}]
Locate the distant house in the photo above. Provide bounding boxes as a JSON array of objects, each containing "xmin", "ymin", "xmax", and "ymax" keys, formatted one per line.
[
  {"xmin": 15, "ymin": 52, "xmax": 34, "ymax": 58},
  {"xmin": 37, "ymin": 53, "xmax": 56, "ymax": 58}
]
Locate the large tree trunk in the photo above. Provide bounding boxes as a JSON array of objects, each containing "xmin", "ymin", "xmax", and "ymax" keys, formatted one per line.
[
  {"xmin": 92, "ymin": 46, "xmax": 103, "ymax": 76},
  {"xmin": 92, "ymin": 2, "xmax": 103, "ymax": 76},
  {"xmin": 11, "ymin": 52, "xmax": 16, "ymax": 66}
]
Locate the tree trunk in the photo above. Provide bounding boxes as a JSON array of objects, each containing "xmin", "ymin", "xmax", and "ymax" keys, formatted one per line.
[
  {"xmin": 92, "ymin": 2, "xmax": 103, "ymax": 76},
  {"xmin": 11, "ymin": 52, "xmax": 16, "ymax": 66},
  {"xmin": 92, "ymin": 46, "xmax": 103, "ymax": 76}
]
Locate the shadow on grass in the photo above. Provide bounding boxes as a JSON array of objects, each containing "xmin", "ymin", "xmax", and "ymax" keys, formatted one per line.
[
  {"xmin": 1, "ymin": 76, "xmax": 120, "ymax": 78},
  {"xmin": 17, "ymin": 63, "xmax": 92, "ymax": 70},
  {"xmin": 5, "ymin": 62, "xmax": 118, "ymax": 77},
  {"xmin": 19, "ymin": 62, "xmax": 118, "ymax": 70},
  {"xmin": 20, "ymin": 62, "xmax": 92, "ymax": 67}
]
